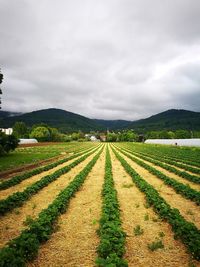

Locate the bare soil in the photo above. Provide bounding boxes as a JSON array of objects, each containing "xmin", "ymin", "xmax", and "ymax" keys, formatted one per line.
[
  {"xmin": 28, "ymin": 148, "xmax": 105, "ymax": 267},
  {"xmin": 0, "ymin": 148, "xmax": 96, "ymax": 200},
  {"xmin": 0, "ymin": 148, "xmax": 101, "ymax": 248},
  {"xmin": 110, "ymin": 147, "xmax": 198, "ymax": 267},
  {"xmin": 132, "ymin": 152, "xmax": 200, "ymax": 192},
  {"xmin": 117, "ymin": 149, "xmax": 200, "ymax": 229}
]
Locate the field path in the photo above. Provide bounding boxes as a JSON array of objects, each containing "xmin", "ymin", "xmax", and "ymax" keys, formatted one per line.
[
  {"xmin": 115, "ymin": 148, "xmax": 200, "ymax": 229},
  {"xmin": 0, "ymin": 147, "xmax": 101, "ymax": 248},
  {"xmin": 109, "ymin": 147, "xmax": 193, "ymax": 267},
  {"xmin": 28, "ymin": 148, "xmax": 105, "ymax": 267}
]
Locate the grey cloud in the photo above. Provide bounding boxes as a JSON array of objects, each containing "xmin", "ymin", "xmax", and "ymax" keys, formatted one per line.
[{"xmin": 0, "ymin": 0, "xmax": 200, "ymax": 120}]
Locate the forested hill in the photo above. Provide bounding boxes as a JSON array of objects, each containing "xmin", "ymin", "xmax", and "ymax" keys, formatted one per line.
[
  {"xmin": 127, "ymin": 109, "xmax": 200, "ymax": 132},
  {"xmin": 0, "ymin": 108, "xmax": 200, "ymax": 132},
  {"xmin": 0, "ymin": 108, "xmax": 102, "ymax": 132},
  {"xmin": 93, "ymin": 119, "xmax": 132, "ymax": 130}
]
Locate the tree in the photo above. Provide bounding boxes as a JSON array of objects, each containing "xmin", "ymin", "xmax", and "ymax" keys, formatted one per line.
[
  {"xmin": 71, "ymin": 132, "xmax": 79, "ymax": 140},
  {"xmin": 48, "ymin": 127, "xmax": 60, "ymax": 141},
  {"xmin": 146, "ymin": 131, "xmax": 160, "ymax": 139},
  {"xmin": 0, "ymin": 69, "xmax": 3, "ymax": 109},
  {"xmin": 168, "ymin": 131, "xmax": 175, "ymax": 139},
  {"xmin": 175, "ymin": 130, "xmax": 190, "ymax": 139},
  {"xmin": 0, "ymin": 131, "xmax": 18, "ymax": 155},
  {"xmin": 158, "ymin": 130, "xmax": 171, "ymax": 139},
  {"xmin": 13, "ymin": 122, "xmax": 29, "ymax": 138},
  {"xmin": 30, "ymin": 126, "xmax": 50, "ymax": 142},
  {"xmin": 106, "ymin": 132, "xmax": 117, "ymax": 142}
]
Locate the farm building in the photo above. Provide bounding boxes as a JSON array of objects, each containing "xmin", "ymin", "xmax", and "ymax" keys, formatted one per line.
[
  {"xmin": 90, "ymin": 135, "xmax": 100, "ymax": 142},
  {"xmin": 0, "ymin": 128, "xmax": 13, "ymax": 135},
  {"xmin": 145, "ymin": 138, "xmax": 200, "ymax": 147},
  {"xmin": 19, "ymin": 138, "xmax": 38, "ymax": 145}
]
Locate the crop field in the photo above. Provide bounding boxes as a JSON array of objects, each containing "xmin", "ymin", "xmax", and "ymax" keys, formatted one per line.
[
  {"xmin": 0, "ymin": 142, "xmax": 93, "ymax": 173},
  {"xmin": 0, "ymin": 142, "xmax": 200, "ymax": 267}
]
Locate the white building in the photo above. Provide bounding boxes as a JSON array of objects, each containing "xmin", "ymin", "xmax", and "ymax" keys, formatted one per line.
[
  {"xmin": 0, "ymin": 128, "xmax": 13, "ymax": 135},
  {"xmin": 19, "ymin": 139, "xmax": 38, "ymax": 144},
  {"xmin": 90, "ymin": 135, "xmax": 100, "ymax": 142},
  {"xmin": 145, "ymin": 138, "xmax": 200, "ymax": 147}
]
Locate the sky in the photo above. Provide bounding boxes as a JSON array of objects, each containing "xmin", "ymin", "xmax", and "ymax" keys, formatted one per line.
[{"xmin": 0, "ymin": 0, "xmax": 200, "ymax": 120}]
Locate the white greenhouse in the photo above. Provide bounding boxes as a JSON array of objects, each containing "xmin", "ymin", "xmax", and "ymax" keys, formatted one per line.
[
  {"xmin": 145, "ymin": 138, "xmax": 200, "ymax": 147},
  {"xmin": 19, "ymin": 139, "xmax": 38, "ymax": 145}
]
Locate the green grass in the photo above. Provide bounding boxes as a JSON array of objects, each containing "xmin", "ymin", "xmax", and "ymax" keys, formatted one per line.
[{"xmin": 0, "ymin": 142, "xmax": 91, "ymax": 172}]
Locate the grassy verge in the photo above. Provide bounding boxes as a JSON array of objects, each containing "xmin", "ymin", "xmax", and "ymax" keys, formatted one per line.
[{"xmin": 0, "ymin": 142, "xmax": 92, "ymax": 172}]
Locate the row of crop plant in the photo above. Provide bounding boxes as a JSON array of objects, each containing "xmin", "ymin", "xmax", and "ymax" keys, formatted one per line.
[
  {"xmin": 121, "ymin": 144, "xmax": 200, "ymax": 175},
  {"xmin": 111, "ymin": 146, "xmax": 200, "ymax": 260},
  {"xmin": 0, "ymin": 147, "xmax": 104, "ymax": 266},
  {"xmin": 119, "ymin": 144, "xmax": 200, "ymax": 184},
  {"xmin": 127, "ymin": 143, "xmax": 200, "ymax": 166},
  {"xmin": 0, "ymin": 144, "xmax": 100, "ymax": 191},
  {"xmin": 96, "ymin": 147, "xmax": 127, "ymax": 266},
  {"xmin": 0, "ymin": 145, "xmax": 102, "ymax": 216},
  {"xmin": 114, "ymin": 145, "xmax": 200, "ymax": 205}
]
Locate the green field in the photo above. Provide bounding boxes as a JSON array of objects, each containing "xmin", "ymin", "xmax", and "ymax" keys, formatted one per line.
[
  {"xmin": 0, "ymin": 142, "xmax": 91, "ymax": 172},
  {"xmin": 0, "ymin": 142, "xmax": 200, "ymax": 267}
]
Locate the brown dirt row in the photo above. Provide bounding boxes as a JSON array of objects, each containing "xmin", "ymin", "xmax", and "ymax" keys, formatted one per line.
[
  {"xmin": 0, "ymin": 154, "xmax": 65, "ymax": 180},
  {"xmin": 109, "ymin": 147, "xmax": 199, "ymax": 267},
  {"xmin": 127, "ymin": 150, "xmax": 200, "ymax": 192},
  {"xmin": 29, "ymin": 147, "xmax": 105, "ymax": 267},
  {"xmin": 18, "ymin": 142, "xmax": 65, "ymax": 148},
  {"xmin": 114, "ymin": 147, "xmax": 200, "ymax": 230},
  {"xmin": 0, "ymin": 146, "xmax": 98, "ymax": 201},
  {"xmin": 0, "ymin": 146, "xmax": 103, "ymax": 249}
]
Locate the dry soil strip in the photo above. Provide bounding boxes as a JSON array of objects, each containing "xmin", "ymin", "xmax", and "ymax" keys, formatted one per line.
[
  {"xmin": 0, "ymin": 146, "xmax": 97, "ymax": 200},
  {"xmin": 109, "ymin": 147, "xmax": 198, "ymax": 267},
  {"xmin": 116, "ymin": 148, "xmax": 200, "ymax": 230},
  {"xmin": 0, "ymin": 147, "xmax": 102, "ymax": 248},
  {"xmin": 28, "ymin": 148, "xmax": 105, "ymax": 267},
  {"xmin": 124, "ymin": 149, "xmax": 200, "ymax": 192}
]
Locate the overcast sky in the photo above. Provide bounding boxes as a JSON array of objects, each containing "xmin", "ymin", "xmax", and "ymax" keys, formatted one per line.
[{"xmin": 0, "ymin": 0, "xmax": 200, "ymax": 120}]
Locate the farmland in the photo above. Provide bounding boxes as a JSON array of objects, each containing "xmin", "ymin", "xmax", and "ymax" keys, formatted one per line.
[{"xmin": 0, "ymin": 142, "xmax": 200, "ymax": 266}]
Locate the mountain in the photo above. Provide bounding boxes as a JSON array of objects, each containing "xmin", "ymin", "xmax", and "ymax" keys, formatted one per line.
[
  {"xmin": 0, "ymin": 108, "xmax": 102, "ymax": 132},
  {"xmin": 0, "ymin": 111, "xmax": 22, "ymax": 119},
  {"xmin": 0, "ymin": 108, "xmax": 200, "ymax": 133},
  {"xmin": 128, "ymin": 109, "xmax": 200, "ymax": 132},
  {"xmin": 94, "ymin": 119, "xmax": 132, "ymax": 130}
]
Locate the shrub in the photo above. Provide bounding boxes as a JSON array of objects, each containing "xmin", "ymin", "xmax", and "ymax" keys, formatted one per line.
[{"xmin": 0, "ymin": 131, "xmax": 18, "ymax": 155}]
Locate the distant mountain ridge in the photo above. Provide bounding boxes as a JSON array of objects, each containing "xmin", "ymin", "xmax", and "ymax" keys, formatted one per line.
[
  {"xmin": 0, "ymin": 108, "xmax": 200, "ymax": 132},
  {"xmin": 128, "ymin": 109, "xmax": 200, "ymax": 132},
  {"xmin": 0, "ymin": 108, "xmax": 101, "ymax": 132}
]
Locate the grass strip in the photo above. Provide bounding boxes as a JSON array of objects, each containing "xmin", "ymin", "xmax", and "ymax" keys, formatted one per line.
[
  {"xmin": 0, "ymin": 145, "xmax": 101, "ymax": 216},
  {"xmin": 0, "ymin": 147, "xmax": 103, "ymax": 267},
  {"xmin": 0, "ymin": 145, "xmax": 98, "ymax": 191},
  {"xmin": 115, "ymin": 146, "xmax": 200, "ymax": 205},
  {"xmin": 112, "ymin": 146, "xmax": 200, "ymax": 261},
  {"xmin": 96, "ymin": 146, "xmax": 127, "ymax": 267}
]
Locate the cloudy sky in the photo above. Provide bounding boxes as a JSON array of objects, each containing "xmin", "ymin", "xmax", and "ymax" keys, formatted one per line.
[{"xmin": 0, "ymin": 0, "xmax": 200, "ymax": 120}]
